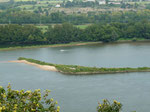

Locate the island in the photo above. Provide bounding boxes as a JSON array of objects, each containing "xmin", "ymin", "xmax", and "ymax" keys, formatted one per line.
[{"xmin": 9, "ymin": 57, "xmax": 150, "ymax": 75}]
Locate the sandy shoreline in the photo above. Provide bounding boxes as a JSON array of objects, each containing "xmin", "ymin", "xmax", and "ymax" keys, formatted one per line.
[{"xmin": 8, "ymin": 60, "xmax": 58, "ymax": 72}]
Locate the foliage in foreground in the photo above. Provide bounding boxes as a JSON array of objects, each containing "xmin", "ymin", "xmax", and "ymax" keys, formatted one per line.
[
  {"xmin": 0, "ymin": 84, "xmax": 59, "ymax": 112},
  {"xmin": 97, "ymin": 99, "xmax": 122, "ymax": 112},
  {"xmin": 0, "ymin": 84, "xmax": 124, "ymax": 112}
]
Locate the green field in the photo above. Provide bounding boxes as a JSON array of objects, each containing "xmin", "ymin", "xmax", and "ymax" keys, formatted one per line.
[
  {"xmin": 36, "ymin": 25, "xmax": 49, "ymax": 32},
  {"xmin": 15, "ymin": 0, "xmax": 63, "ymax": 12},
  {"xmin": 75, "ymin": 24, "xmax": 91, "ymax": 29},
  {"xmin": 18, "ymin": 5, "xmax": 33, "ymax": 9},
  {"xmin": 14, "ymin": 0, "xmax": 63, "ymax": 4}
]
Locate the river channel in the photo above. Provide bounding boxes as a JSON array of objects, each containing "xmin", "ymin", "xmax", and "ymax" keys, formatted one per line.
[{"xmin": 0, "ymin": 42, "xmax": 150, "ymax": 112}]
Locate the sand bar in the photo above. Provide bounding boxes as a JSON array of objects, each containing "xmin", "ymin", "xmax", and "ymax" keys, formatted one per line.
[{"xmin": 8, "ymin": 60, "xmax": 58, "ymax": 72}]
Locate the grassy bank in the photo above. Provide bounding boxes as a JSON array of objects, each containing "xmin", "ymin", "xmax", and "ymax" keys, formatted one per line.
[
  {"xmin": 1, "ymin": 38, "xmax": 150, "ymax": 51},
  {"xmin": 0, "ymin": 42, "xmax": 101, "ymax": 51},
  {"xmin": 18, "ymin": 57, "xmax": 150, "ymax": 75},
  {"xmin": 117, "ymin": 38, "xmax": 150, "ymax": 42}
]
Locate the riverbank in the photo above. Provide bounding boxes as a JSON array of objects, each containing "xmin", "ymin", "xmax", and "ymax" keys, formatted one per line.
[
  {"xmin": 0, "ymin": 42, "xmax": 101, "ymax": 51},
  {"xmin": 10, "ymin": 57, "xmax": 150, "ymax": 75},
  {"xmin": 117, "ymin": 38, "xmax": 150, "ymax": 43},
  {"xmin": 1, "ymin": 39, "xmax": 150, "ymax": 51}
]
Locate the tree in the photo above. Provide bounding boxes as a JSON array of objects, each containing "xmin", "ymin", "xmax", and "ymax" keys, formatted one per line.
[
  {"xmin": 97, "ymin": 99, "xmax": 122, "ymax": 112},
  {"xmin": 0, "ymin": 84, "xmax": 60, "ymax": 112}
]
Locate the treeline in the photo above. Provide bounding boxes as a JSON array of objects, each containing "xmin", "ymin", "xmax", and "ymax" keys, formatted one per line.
[
  {"xmin": 1, "ymin": 10, "xmax": 150, "ymax": 24},
  {"xmin": 62, "ymin": 0, "xmax": 134, "ymax": 8},
  {"xmin": 0, "ymin": 25, "xmax": 44, "ymax": 45},
  {"xmin": 63, "ymin": 1, "xmax": 99, "ymax": 8},
  {"xmin": 0, "ymin": 20, "xmax": 150, "ymax": 45}
]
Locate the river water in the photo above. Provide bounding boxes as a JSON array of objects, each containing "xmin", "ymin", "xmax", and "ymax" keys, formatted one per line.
[{"xmin": 0, "ymin": 42, "xmax": 150, "ymax": 112}]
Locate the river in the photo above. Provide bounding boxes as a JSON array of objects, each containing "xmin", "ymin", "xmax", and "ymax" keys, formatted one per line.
[{"xmin": 0, "ymin": 42, "xmax": 150, "ymax": 112}]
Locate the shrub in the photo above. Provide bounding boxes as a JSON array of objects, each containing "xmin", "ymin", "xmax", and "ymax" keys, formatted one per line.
[
  {"xmin": 0, "ymin": 84, "xmax": 59, "ymax": 112},
  {"xmin": 97, "ymin": 99, "xmax": 122, "ymax": 112}
]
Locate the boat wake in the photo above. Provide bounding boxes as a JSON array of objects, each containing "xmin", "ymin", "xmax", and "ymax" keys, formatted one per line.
[{"xmin": 60, "ymin": 49, "xmax": 68, "ymax": 52}]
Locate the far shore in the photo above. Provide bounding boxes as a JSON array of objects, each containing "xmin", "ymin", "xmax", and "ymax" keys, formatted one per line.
[
  {"xmin": 1, "ymin": 39, "xmax": 150, "ymax": 51},
  {"xmin": 0, "ymin": 42, "xmax": 101, "ymax": 51}
]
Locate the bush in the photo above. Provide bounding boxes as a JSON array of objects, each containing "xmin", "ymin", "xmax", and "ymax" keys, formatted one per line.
[
  {"xmin": 97, "ymin": 99, "xmax": 122, "ymax": 112},
  {"xmin": 0, "ymin": 84, "xmax": 125, "ymax": 112},
  {"xmin": 0, "ymin": 84, "xmax": 59, "ymax": 112}
]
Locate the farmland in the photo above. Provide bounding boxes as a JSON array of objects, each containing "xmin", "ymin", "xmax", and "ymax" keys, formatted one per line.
[
  {"xmin": 14, "ymin": 0, "xmax": 63, "ymax": 13},
  {"xmin": 1, "ymin": 0, "xmax": 150, "ymax": 15}
]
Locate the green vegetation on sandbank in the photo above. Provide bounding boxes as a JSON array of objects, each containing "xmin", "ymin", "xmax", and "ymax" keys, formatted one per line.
[{"xmin": 18, "ymin": 57, "xmax": 150, "ymax": 75}]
